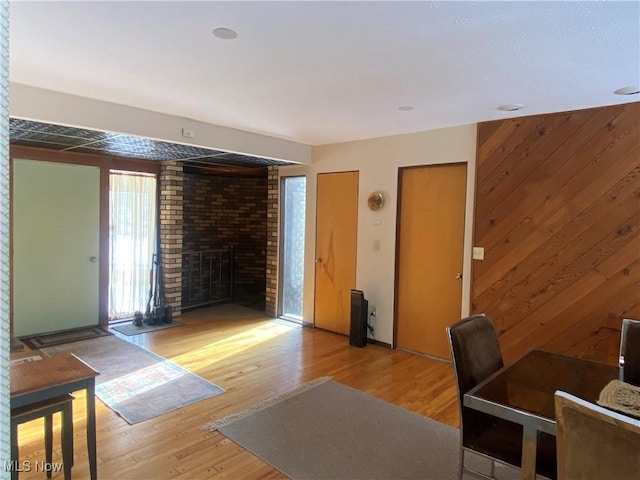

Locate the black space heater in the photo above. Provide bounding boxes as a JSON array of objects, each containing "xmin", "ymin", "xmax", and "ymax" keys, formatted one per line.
[{"xmin": 350, "ymin": 289, "xmax": 368, "ymax": 348}]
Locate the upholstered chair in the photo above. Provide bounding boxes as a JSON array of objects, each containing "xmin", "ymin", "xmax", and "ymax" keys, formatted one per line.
[
  {"xmin": 447, "ymin": 314, "xmax": 556, "ymax": 479},
  {"xmin": 555, "ymin": 390, "xmax": 640, "ymax": 480},
  {"xmin": 619, "ymin": 318, "xmax": 640, "ymax": 386}
]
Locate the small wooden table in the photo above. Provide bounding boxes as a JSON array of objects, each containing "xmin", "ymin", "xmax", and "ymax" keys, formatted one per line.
[
  {"xmin": 464, "ymin": 350, "xmax": 619, "ymax": 480},
  {"xmin": 11, "ymin": 352, "xmax": 100, "ymax": 480}
]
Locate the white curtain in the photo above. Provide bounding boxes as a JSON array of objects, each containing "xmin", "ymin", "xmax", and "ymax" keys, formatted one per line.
[{"xmin": 109, "ymin": 172, "xmax": 157, "ymax": 320}]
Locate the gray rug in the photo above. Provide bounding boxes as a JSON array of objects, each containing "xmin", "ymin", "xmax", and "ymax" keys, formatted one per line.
[
  {"xmin": 111, "ymin": 320, "xmax": 183, "ymax": 336},
  {"xmin": 205, "ymin": 378, "xmax": 520, "ymax": 480},
  {"xmin": 42, "ymin": 335, "xmax": 224, "ymax": 424}
]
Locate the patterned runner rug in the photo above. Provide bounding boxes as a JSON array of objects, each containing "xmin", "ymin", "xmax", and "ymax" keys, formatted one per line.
[{"xmin": 42, "ymin": 335, "xmax": 224, "ymax": 424}]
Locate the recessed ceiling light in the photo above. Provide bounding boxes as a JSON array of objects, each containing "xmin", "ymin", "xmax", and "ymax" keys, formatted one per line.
[
  {"xmin": 397, "ymin": 106, "xmax": 414, "ymax": 111},
  {"xmin": 213, "ymin": 28, "xmax": 238, "ymax": 40},
  {"xmin": 497, "ymin": 103, "xmax": 526, "ymax": 112},
  {"xmin": 614, "ymin": 85, "xmax": 640, "ymax": 95}
]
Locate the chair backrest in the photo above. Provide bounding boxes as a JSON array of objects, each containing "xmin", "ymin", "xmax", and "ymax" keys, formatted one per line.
[
  {"xmin": 447, "ymin": 314, "xmax": 504, "ymax": 443},
  {"xmin": 555, "ymin": 390, "xmax": 640, "ymax": 480},
  {"xmin": 620, "ymin": 319, "xmax": 640, "ymax": 386},
  {"xmin": 447, "ymin": 313, "xmax": 504, "ymax": 398}
]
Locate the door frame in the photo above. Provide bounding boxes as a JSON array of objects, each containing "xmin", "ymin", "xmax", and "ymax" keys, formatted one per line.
[
  {"xmin": 392, "ymin": 162, "xmax": 468, "ymax": 351},
  {"xmin": 277, "ymin": 174, "xmax": 307, "ymax": 321},
  {"xmin": 10, "ymin": 146, "xmax": 159, "ymax": 331}
]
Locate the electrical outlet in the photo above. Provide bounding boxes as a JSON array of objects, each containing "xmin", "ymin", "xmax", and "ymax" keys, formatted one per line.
[{"xmin": 181, "ymin": 128, "xmax": 196, "ymax": 139}]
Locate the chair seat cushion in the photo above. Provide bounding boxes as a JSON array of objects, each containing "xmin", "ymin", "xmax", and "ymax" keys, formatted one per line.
[{"xmin": 466, "ymin": 417, "xmax": 557, "ymax": 479}]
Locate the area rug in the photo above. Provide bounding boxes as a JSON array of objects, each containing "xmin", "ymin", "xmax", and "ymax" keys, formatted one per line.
[
  {"xmin": 204, "ymin": 378, "xmax": 519, "ymax": 480},
  {"xmin": 111, "ymin": 320, "xmax": 183, "ymax": 336},
  {"xmin": 19, "ymin": 326, "xmax": 111, "ymax": 350},
  {"xmin": 42, "ymin": 335, "xmax": 224, "ymax": 424}
]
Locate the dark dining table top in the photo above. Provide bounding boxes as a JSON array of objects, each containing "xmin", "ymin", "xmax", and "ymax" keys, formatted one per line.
[{"xmin": 468, "ymin": 349, "xmax": 619, "ymax": 422}]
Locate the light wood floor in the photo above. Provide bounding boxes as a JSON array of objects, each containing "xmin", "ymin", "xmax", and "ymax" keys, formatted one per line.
[{"xmin": 14, "ymin": 306, "xmax": 459, "ymax": 479}]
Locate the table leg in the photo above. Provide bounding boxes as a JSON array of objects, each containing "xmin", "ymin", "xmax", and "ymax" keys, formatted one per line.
[
  {"xmin": 86, "ymin": 380, "xmax": 97, "ymax": 480},
  {"xmin": 11, "ymin": 421, "xmax": 18, "ymax": 480},
  {"xmin": 62, "ymin": 402, "xmax": 73, "ymax": 480},
  {"xmin": 45, "ymin": 414, "xmax": 53, "ymax": 479},
  {"xmin": 521, "ymin": 425, "xmax": 538, "ymax": 480}
]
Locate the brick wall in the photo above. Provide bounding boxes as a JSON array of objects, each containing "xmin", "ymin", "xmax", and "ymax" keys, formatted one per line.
[
  {"xmin": 159, "ymin": 161, "xmax": 183, "ymax": 315},
  {"xmin": 265, "ymin": 167, "xmax": 279, "ymax": 316},
  {"xmin": 182, "ymin": 171, "xmax": 268, "ymax": 309}
]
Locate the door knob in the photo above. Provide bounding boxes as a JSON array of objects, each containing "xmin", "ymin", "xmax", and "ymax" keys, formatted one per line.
[
  {"xmin": 456, "ymin": 273, "xmax": 463, "ymax": 280},
  {"xmin": 315, "ymin": 258, "xmax": 322, "ymax": 264},
  {"xmin": 89, "ymin": 256, "xmax": 98, "ymax": 263}
]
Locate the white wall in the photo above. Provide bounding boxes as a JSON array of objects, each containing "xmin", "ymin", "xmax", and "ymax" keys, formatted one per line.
[
  {"xmin": 10, "ymin": 83, "xmax": 312, "ymax": 165},
  {"xmin": 279, "ymin": 124, "xmax": 477, "ymax": 345}
]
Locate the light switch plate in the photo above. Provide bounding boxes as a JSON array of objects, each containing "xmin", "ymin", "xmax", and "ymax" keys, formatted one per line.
[{"xmin": 473, "ymin": 246, "xmax": 485, "ymax": 260}]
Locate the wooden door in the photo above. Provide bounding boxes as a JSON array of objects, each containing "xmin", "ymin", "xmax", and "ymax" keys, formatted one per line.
[
  {"xmin": 314, "ymin": 171, "xmax": 358, "ymax": 335},
  {"xmin": 12, "ymin": 159, "xmax": 101, "ymax": 336},
  {"xmin": 395, "ymin": 164, "xmax": 467, "ymax": 359}
]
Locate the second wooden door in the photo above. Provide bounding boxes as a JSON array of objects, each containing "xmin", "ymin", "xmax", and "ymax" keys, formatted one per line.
[
  {"xmin": 395, "ymin": 163, "xmax": 467, "ymax": 359},
  {"xmin": 314, "ymin": 171, "xmax": 359, "ymax": 335}
]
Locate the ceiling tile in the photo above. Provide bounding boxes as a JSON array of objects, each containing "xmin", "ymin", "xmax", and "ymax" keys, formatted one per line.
[{"xmin": 10, "ymin": 118, "xmax": 291, "ymax": 168}]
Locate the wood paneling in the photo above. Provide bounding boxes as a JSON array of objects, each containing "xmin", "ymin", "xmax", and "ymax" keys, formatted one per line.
[{"xmin": 473, "ymin": 102, "xmax": 640, "ymax": 363}]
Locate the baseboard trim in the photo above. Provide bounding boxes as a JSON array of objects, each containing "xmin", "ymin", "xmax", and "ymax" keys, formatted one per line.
[{"xmin": 367, "ymin": 338, "xmax": 391, "ymax": 349}]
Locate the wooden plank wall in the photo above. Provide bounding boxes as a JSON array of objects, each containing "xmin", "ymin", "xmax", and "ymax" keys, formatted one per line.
[{"xmin": 472, "ymin": 102, "xmax": 640, "ymax": 364}]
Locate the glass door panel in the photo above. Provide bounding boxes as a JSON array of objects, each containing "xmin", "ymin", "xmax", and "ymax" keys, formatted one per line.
[{"xmin": 280, "ymin": 176, "xmax": 306, "ymax": 320}]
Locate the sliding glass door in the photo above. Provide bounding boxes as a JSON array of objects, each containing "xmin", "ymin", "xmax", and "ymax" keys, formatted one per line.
[{"xmin": 279, "ymin": 176, "xmax": 306, "ymax": 321}]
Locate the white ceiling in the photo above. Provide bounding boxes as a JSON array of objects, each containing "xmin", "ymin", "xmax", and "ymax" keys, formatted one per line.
[{"xmin": 9, "ymin": 1, "xmax": 640, "ymax": 146}]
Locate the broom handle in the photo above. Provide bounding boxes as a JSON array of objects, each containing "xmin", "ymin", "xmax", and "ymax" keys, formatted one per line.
[{"xmin": 145, "ymin": 263, "xmax": 154, "ymax": 314}]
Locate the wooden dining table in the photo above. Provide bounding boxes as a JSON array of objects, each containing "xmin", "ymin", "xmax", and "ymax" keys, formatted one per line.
[
  {"xmin": 10, "ymin": 352, "xmax": 100, "ymax": 480},
  {"xmin": 464, "ymin": 349, "xmax": 619, "ymax": 480}
]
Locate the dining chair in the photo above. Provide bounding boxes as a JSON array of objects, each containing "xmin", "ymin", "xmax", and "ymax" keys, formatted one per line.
[
  {"xmin": 619, "ymin": 318, "xmax": 640, "ymax": 386},
  {"xmin": 11, "ymin": 394, "xmax": 74, "ymax": 480},
  {"xmin": 447, "ymin": 314, "xmax": 556, "ymax": 480},
  {"xmin": 555, "ymin": 390, "xmax": 640, "ymax": 480}
]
